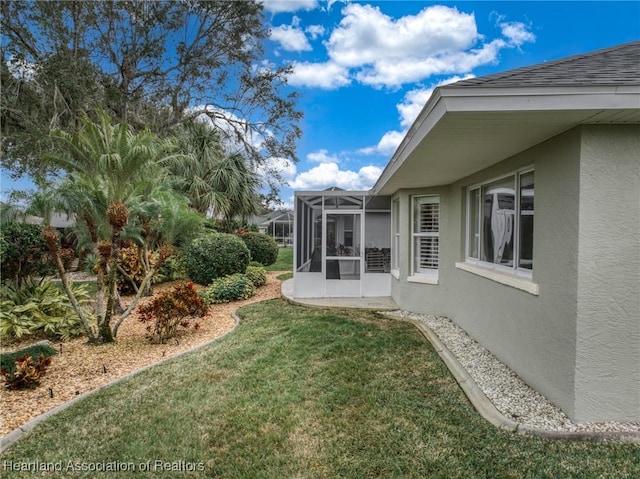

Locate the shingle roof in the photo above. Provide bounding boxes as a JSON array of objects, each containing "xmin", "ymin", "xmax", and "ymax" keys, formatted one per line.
[{"xmin": 450, "ymin": 41, "xmax": 640, "ymax": 88}]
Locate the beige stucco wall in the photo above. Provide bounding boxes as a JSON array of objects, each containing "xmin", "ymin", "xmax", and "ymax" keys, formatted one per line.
[
  {"xmin": 391, "ymin": 126, "xmax": 639, "ymax": 421},
  {"xmin": 574, "ymin": 125, "xmax": 640, "ymax": 421}
]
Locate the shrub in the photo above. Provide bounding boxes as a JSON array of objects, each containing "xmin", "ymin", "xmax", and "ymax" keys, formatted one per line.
[
  {"xmin": 1, "ymin": 354, "xmax": 53, "ymax": 390},
  {"xmin": 154, "ymin": 249, "xmax": 187, "ymax": 283},
  {"xmin": 138, "ymin": 282, "xmax": 208, "ymax": 343},
  {"xmin": 117, "ymin": 243, "xmax": 153, "ymax": 294},
  {"xmin": 0, "ymin": 222, "xmax": 55, "ymax": 284},
  {"xmin": 245, "ymin": 265, "xmax": 267, "ymax": 288},
  {"xmin": 0, "ymin": 279, "xmax": 92, "ymax": 340},
  {"xmin": 248, "ymin": 261, "xmax": 263, "ymax": 268},
  {"xmin": 184, "ymin": 233, "xmax": 250, "ymax": 285},
  {"xmin": 201, "ymin": 273, "xmax": 256, "ymax": 304},
  {"xmin": 240, "ymin": 232, "xmax": 278, "ymax": 266},
  {"xmin": 0, "ymin": 342, "xmax": 57, "ymax": 376}
]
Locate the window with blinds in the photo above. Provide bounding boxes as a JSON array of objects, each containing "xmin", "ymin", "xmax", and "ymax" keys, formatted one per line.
[{"xmin": 412, "ymin": 196, "xmax": 439, "ymax": 276}]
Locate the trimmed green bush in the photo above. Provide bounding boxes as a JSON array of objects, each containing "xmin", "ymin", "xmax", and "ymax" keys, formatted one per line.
[
  {"xmin": 201, "ymin": 273, "xmax": 256, "ymax": 304},
  {"xmin": 0, "ymin": 222, "xmax": 55, "ymax": 284},
  {"xmin": 0, "ymin": 342, "xmax": 57, "ymax": 376},
  {"xmin": 240, "ymin": 232, "xmax": 278, "ymax": 266},
  {"xmin": 155, "ymin": 249, "xmax": 187, "ymax": 283},
  {"xmin": 184, "ymin": 233, "xmax": 250, "ymax": 285},
  {"xmin": 245, "ymin": 265, "xmax": 267, "ymax": 288}
]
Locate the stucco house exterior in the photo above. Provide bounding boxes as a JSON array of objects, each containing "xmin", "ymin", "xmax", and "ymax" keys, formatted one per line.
[{"xmin": 292, "ymin": 42, "xmax": 640, "ymax": 423}]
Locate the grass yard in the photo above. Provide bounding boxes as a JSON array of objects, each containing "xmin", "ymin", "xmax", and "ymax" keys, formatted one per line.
[
  {"xmin": 265, "ymin": 246, "xmax": 293, "ymax": 272},
  {"xmin": 1, "ymin": 300, "xmax": 638, "ymax": 478}
]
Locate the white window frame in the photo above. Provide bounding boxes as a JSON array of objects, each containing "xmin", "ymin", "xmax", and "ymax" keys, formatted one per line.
[
  {"xmin": 465, "ymin": 167, "xmax": 534, "ymax": 278},
  {"xmin": 410, "ymin": 195, "xmax": 439, "ymax": 282},
  {"xmin": 391, "ymin": 198, "xmax": 400, "ymax": 277}
]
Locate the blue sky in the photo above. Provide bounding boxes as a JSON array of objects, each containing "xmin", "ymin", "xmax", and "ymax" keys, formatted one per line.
[
  {"xmin": 2, "ymin": 1, "xmax": 639, "ymax": 210},
  {"xmin": 260, "ymin": 0, "xmax": 640, "ymax": 208}
]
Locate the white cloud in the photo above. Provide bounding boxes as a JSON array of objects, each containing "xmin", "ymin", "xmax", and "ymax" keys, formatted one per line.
[
  {"xmin": 261, "ymin": 0, "xmax": 318, "ymax": 14},
  {"xmin": 358, "ymin": 165, "xmax": 383, "ymax": 186},
  {"xmin": 270, "ymin": 23, "xmax": 312, "ymax": 51},
  {"xmin": 360, "ymin": 75, "xmax": 475, "ymax": 156},
  {"xmin": 258, "ymin": 156, "xmax": 297, "ymax": 182},
  {"xmin": 289, "ymin": 61, "xmax": 351, "ymax": 89},
  {"xmin": 305, "ymin": 24, "xmax": 326, "ymax": 39},
  {"xmin": 290, "ymin": 162, "xmax": 383, "ymax": 190},
  {"xmin": 327, "ymin": 4, "xmax": 478, "ymax": 68},
  {"xmin": 353, "ymin": 39, "xmax": 506, "ymax": 88},
  {"xmin": 397, "ymin": 89, "xmax": 433, "ymax": 129},
  {"xmin": 397, "ymin": 75, "xmax": 474, "ymax": 128},
  {"xmin": 307, "ymin": 149, "xmax": 339, "ymax": 163},
  {"xmin": 373, "ymin": 130, "xmax": 405, "ymax": 157},
  {"xmin": 6, "ymin": 56, "xmax": 37, "ymax": 81},
  {"xmin": 280, "ymin": 195, "xmax": 295, "ymax": 211},
  {"xmin": 500, "ymin": 21, "xmax": 536, "ymax": 47},
  {"xmin": 288, "ymin": 4, "xmax": 535, "ymax": 89}
]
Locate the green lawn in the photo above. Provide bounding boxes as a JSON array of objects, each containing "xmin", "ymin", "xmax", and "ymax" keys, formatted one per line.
[
  {"xmin": 265, "ymin": 246, "xmax": 293, "ymax": 272},
  {"xmin": 1, "ymin": 301, "xmax": 638, "ymax": 478}
]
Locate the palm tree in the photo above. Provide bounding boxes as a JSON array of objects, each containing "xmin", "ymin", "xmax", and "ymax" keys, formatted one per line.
[
  {"xmin": 211, "ymin": 151, "xmax": 261, "ymax": 227},
  {"xmin": 45, "ymin": 111, "xmax": 179, "ymax": 343},
  {"xmin": 121, "ymin": 176, "xmax": 203, "ymax": 301},
  {"xmin": 169, "ymin": 120, "xmax": 262, "ymax": 223},
  {"xmin": 169, "ymin": 120, "xmax": 228, "ymax": 216}
]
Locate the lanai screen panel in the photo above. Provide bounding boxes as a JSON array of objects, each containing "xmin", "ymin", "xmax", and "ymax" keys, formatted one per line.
[
  {"xmin": 364, "ymin": 196, "xmax": 391, "ymax": 273},
  {"xmin": 295, "ymin": 194, "xmax": 322, "ymax": 272},
  {"xmin": 295, "ymin": 191, "xmax": 391, "ymax": 275}
]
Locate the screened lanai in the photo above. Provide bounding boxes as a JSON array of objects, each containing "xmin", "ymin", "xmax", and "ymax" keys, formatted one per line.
[
  {"xmin": 253, "ymin": 210, "xmax": 294, "ymax": 245},
  {"xmin": 294, "ymin": 189, "xmax": 391, "ymax": 298}
]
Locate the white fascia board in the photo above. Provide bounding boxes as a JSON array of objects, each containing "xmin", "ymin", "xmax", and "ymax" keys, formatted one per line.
[
  {"xmin": 441, "ymin": 85, "xmax": 640, "ymax": 112},
  {"xmin": 294, "ymin": 190, "xmax": 370, "ymax": 196}
]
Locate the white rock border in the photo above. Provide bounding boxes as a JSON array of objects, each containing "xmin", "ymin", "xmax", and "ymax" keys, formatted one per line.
[{"xmin": 381, "ymin": 310, "xmax": 640, "ymax": 442}]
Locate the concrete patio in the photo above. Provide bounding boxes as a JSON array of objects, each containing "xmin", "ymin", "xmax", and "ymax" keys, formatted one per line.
[{"xmin": 281, "ymin": 278, "xmax": 398, "ymax": 310}]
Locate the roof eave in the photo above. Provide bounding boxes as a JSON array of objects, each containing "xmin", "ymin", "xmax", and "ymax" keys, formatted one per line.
[{"xmin": 371, "ymin": 84, "xmax": 640, "ymax": 196}]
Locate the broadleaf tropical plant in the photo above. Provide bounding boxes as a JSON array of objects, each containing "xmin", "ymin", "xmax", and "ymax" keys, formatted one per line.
[{"xmin": 0, "ymin": 278, "xmax": 91, "ymax": 340}]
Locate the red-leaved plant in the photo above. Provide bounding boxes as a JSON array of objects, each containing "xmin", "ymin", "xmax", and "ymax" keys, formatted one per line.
[
  {"xmin": 1, "ymin": 354, "xmax": 53, "ymax": 390},
  {"xmin": 138, "ymin": 282, "xmax": 208, "ymax": 343}
]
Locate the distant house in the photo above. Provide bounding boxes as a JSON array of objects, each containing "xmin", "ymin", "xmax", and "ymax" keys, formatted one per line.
[
  {"xmin": 25, "ymin": 212, "xmax": 75, "ymax": 229},
  {"xmin": 250, "ymin": 209, "xmax": 294, "ymax": 245},
  {"xmin": 0, "ymin": 201, "xmax": 75, "ymax": 229},
  {"xmin": 293, "ymin": 42, "xmax": 640, "ymax": 423}
]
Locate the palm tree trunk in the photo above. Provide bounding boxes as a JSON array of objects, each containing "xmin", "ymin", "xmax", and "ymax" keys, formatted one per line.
[{"xmin": 100, "ymin": 239, "xmax": 119, "ymax": 343}]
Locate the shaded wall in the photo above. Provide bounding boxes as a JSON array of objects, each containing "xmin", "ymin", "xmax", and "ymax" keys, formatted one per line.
[
  {"xmin": 574, "ymin": 125, "xmax": 640, "ymax": 421},
  {"xmin": 392, "ymin": 129, "xmax": 583, "ymax": 419},
  {"xmin": 392, "ymin": 125, "xmax": 640, "ymax": 421}
]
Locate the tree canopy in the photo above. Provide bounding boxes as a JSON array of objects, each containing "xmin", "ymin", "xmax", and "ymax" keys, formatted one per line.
[{"xmin": 1, "ymin": 0, "xmax": 302, "ymax": 191}]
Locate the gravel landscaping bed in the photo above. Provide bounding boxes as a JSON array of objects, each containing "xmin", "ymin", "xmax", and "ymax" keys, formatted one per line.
[
  {"xmin": 0, "ymin": 273, "xmax": 284, "ymax": 437},
  {"xmin": 381, "ymin": 311, "xmax": 640, "ymax": 434}
]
